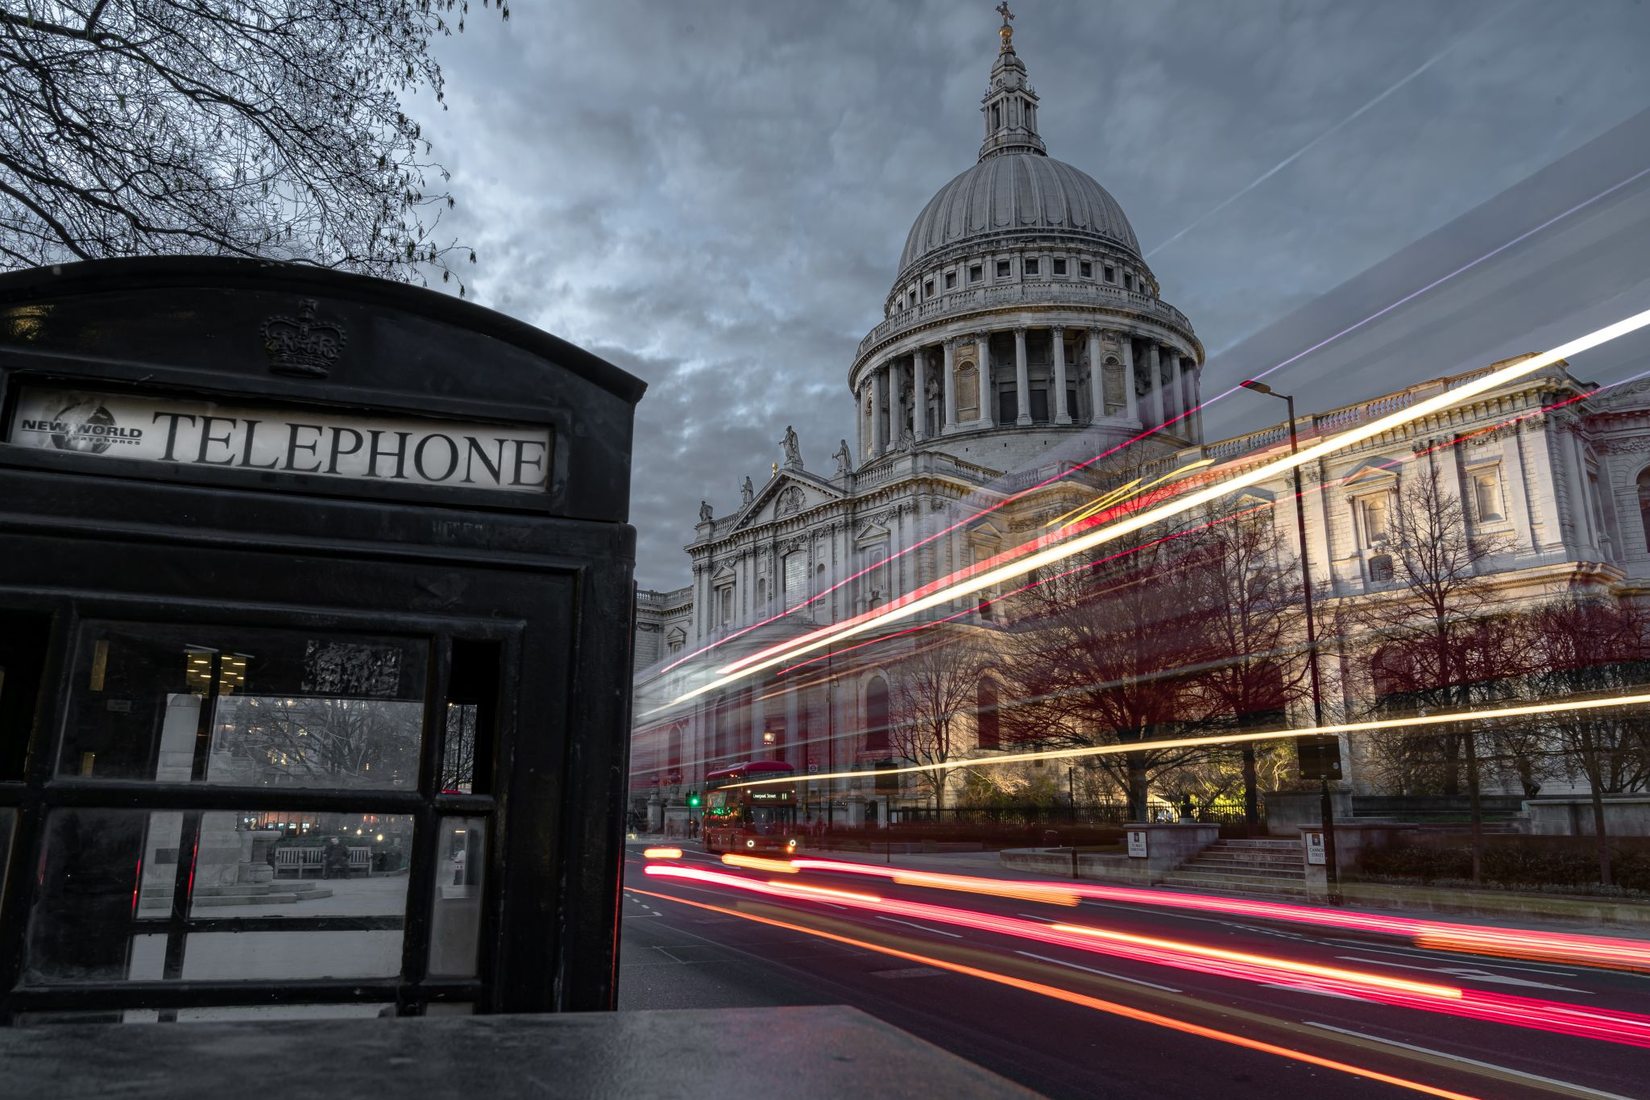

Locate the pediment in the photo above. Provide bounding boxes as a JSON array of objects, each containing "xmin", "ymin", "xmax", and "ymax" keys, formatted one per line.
[
  {"xmin": 733, "ymin": 471, "xmax": 845, "ymax": 530},
  {"xmin": 1590, "ymin": 378, "xmax": 1650, "ymax": 413},
  {"xmin": 1340, "ymin": 457, "xmax": 1401, "ymax": 487},
  {"xmin": 854, "ymin": 521, "xmax": 891, "ymax": 545},
  {"xmin": 1230, "ymin": 486, "xmax": 1275, "ymax": 507},
  {"xmin": 711, "ymin": 562, "xmax": 737, "ymax": 583}
]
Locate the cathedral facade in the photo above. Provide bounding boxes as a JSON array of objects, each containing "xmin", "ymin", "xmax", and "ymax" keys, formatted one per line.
[{"xmin": 631, "ymin": 19, "xmax": 1650, "ymax": 830}]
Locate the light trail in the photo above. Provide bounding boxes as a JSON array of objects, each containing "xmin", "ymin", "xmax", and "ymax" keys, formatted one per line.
[
  {"xmin": 724, "ymin": 689, "xmax": 1650, "ymax": 790},
  {"xmin": 642, "ymin": 865, "xmax": 1650, "ymax": 1049},
  {"xmin": 792, "ymin": 856, "xmax": 1650, "ymax": 974},
  {"xmin": 650, "ymin": 307, "xmax": 1650, "ymax": 715},
  {"xmin": 641, "ymin": 847, "xmax": 683, "ymax": 859},
  {"xmin": 627, "ymin": 885, "xmax": 1485, "ymax": 1100}
]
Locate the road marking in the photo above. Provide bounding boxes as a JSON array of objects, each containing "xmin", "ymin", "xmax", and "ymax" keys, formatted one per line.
[
  {"xmin": 870, "ymin": 966, "xmax": 947, "ymax": 979},
  {"xmin": 877, "ymin": 916, "xmax": 962, "ymax": 938},
  {"xmin": 1015, "ymin": 951, "xmax": 1182, "ymax": 992},
  {"xmin": 1334, "ymin": 956, "xmax": 1590, "ymax": 993},
  {"xmin": 1302, "ymin": 1021, "xmax": 1639, "ymax": 1100},
  {"xmin": 1258, "ymin": 983, "xmax": 1367, "ymax": 1002},
  {"xmin": 1323, "ymin": 939, "xmax": 1580, "ymax": 977}
]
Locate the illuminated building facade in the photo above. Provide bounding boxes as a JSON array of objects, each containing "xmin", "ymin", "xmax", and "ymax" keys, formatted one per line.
[{"xmin": 631, "ymin": 19, "xmax": 1650, "ymax": 829}]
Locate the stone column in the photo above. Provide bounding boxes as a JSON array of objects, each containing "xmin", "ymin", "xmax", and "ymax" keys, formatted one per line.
[
  {"xmin": 1148, "ymin": 344, "xmax": 1165, "ymax": 430},
  {"xmin": 1188, "ymin": 360, "xmax": 1204, "ymax": 441},
  {"xmin": 1051, "ymin": 326, "xmax": 1070, "ymax": 425},
  {"xmin": 977, "ymin": 332, "xmax": 994, "ymax": 427},
  {"xmin": 912, "ymin": 347, "xmax": 928, "ymax": 442},
  {"xmin": 1169, "ymin": 353, "xmax": 1185, "ymax": 428},
  {"xmin": 884, "ymin": 361, "xmax": 899, "ymax": 450},
  {"xmin": 1121, "ymin": 336, "xmax": 1139, "ymax": 421},
  {"xmin": 1014, "ymin": 326, "xmax": 1031, "ymax": 425},
  {"xmin": 869, "ymin": 371, "xmax": 884, "ymax": 455},
  {"xmin": 1086, "ymin": 329, "xmax": 1103, "ymax": 421},
  {"xmin": 942, "ymin": 339, "xmax": 958, "ymax": 432}
]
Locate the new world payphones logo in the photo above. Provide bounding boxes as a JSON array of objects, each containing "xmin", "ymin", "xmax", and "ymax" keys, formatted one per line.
[{"xmin": 16, "ymin": 400, "xmax": 144, "ymax": 454}]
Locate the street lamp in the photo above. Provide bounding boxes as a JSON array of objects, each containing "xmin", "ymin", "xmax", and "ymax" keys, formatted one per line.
[{"xmin": 1239, "ymin": 379, "xmax": 1338, "ymax": 902}]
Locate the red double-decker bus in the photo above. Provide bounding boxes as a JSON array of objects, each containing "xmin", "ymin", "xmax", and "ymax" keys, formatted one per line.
[{"xmin": 701, "ymin": 760, "xmax": 800, "ymax": 856}]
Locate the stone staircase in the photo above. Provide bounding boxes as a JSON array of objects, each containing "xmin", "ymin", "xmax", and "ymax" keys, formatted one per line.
[{"xmin": 1158, "ymin": 838, "xmax": 1307, "ymax": 897}]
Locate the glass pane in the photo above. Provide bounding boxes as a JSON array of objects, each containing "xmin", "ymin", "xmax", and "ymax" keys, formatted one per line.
[
  {"xmin": 428, "ymin": 816, "xmax": 486, "ymax": 978},
  {"xmin": 60, "ymin": 623, "xmax": 426, "ymax": 788},
  {"xmin": 15, "ymin": 1004, "xmax": 393, "ymax": 1026},
  {"xmin": 27, "ymin": 808, "xmax": 412, "ymax": 985},
  {"xmin": 0, "ymin": 808, "xmax": 13, "ymax": 903}
]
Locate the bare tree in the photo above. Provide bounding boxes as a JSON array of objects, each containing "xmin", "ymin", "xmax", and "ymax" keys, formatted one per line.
[
  {"xmin": 1192, "ymin": 502, "xmax": 1308, "ymax": 830},
  {"xmin": 0, "ymin": 1, "xmax": 506, "ymax": 288},
  {"xmin": 999, "ymin": 532, "xmax": 1221, "ymax": 822},
  {"xmin": 1522, "ymin": 596, "xmax": 1650, "ymax": 886},
  {"xmin": 889, "ymin": 629, "xmax": 990, "ymax": 812},
  {"xmin": 1357, "ymin": 455, "xmax": 1513, "ymax": 880}
]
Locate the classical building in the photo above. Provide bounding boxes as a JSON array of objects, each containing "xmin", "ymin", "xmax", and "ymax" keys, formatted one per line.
[{"xmin": 631, "ymin": 17, "xmax": 1650, "ymax": 831}]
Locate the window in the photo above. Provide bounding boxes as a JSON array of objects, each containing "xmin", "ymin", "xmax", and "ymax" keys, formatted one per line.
[
  {"xmin": 864, "ymin": 678, "xmax": 890, "ymax": 754},
  {"xmin": 1024, "ymin": 258, "xmax": 1039, "ymax": 276},
  {"xmin": 1358, "ymin": 493, "xmax": 1391, "ymax": 546},
  {"xmin": 923, "ymin": 278, "xmax": 933, "ymax": 299},
  {"xmin": 1368, "ymin": 553, "xmax": 1395, "ymax": 583},
  {"xmin": 1053, "ymin": 258, "xmax": 1067, "ymax": 276},
  {"xmin": 1123, "ymin": 272, "xmax": 1134, "ymax": 290},
  {"xmin": 969, "ymin": 264, "xmax": 983, "ymax": 283},
  {"xmin": 783, "ymin": 552, "xmax": 807, "ymax": 604},
  {"xmin": 976, "ymin": 681, "xmax": 1000, "ymax": 750},
  {"xmin": 945, "ymin": 271, "xmax": 957, "ymax": 289},
  {"xmin": 995, "ymin": 259, "xmax": 1011, "ymax": 278},
  {"xmin": 1471, "ymin": 468, "xmax": 1504, "ymax": 523},
  {"xmin": 1104, "ymin": 265, "xmax": 1115, "ymax": 283},
  {"xmin": 1079, "ymin": 260, "xmax": 1092, "ymax": 278},
  {"xmin": 718, "ymin": 585, "xmax": 734, "ymax": 626}
]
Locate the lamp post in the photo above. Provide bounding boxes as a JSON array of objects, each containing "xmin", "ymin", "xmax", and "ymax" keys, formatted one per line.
[{"xmin": 1240, "ymin": 379, "xmax": 1338, "ymax": 902}]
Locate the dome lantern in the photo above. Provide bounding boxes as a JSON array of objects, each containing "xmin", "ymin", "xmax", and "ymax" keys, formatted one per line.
[{"xmin": 980, "ymin": 3, "xmax": 1047, "ymax": 161}]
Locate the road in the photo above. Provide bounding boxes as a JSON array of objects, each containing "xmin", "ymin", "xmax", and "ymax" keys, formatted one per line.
[{"xmin": 618, "ymin": 844, "xmax": 1650, "ymax": 1100}]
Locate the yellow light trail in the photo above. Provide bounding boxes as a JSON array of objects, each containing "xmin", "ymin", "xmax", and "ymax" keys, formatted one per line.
[
  {"xmin": 724, "ymin": 690, "xmax": 1650, "ymax": 789},
  {"xmin": 628, "ymin": 887, "xmax": 1482, "ymax": 1100},
  {"xmin": 652, "ymin": 306, "xmax": 1650, "ymax": 716}
]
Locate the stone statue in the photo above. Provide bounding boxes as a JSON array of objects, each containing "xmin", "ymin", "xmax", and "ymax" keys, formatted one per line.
[
  {"xmin": 698, "ymin": 500, "xmax": 713, "ymax": 524},
  {"xmin": 781, "ymin": 424, "xmax": 803, "ymax": 469},
  {"xmin": 832, "ymin": 438, "xmax": 853, "ymax": 477},
  {"xmin": 740, "ymin": 476, "xmax": 754, "ymax": 507}
]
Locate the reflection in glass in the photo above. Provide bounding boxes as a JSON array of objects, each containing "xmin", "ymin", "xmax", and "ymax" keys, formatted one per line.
[
  {"xmin": 28, "ymin": 808, "xmax": 412, "ymax": 985},
  {"xmin": 60, "ymin": 624, "xmax": 426, "ymax": 788},
  {"xmin": 0, "ymin": 808, "xmax": 13, "ymax": 906},
  {"xmin": 428, "ymin": 816, "xmax": 486, "ymax": 978}
]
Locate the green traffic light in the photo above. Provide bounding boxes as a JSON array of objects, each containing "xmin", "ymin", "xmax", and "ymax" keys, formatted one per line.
[{"xmin": 687, "ymin": 790, "xmax": 700, "ymax": 808}]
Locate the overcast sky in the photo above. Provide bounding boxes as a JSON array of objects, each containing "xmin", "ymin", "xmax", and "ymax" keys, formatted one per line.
[{"xmin": 418, "ymin": 0, "xmax": 1650, "ymax": 590}]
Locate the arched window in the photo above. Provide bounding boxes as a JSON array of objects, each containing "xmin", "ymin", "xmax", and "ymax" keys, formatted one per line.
[
  {"xmin": 1368, "ymin": 553, "xmax": 1394, "ymax": 583},
  {"xmin": 1636, "ymin": 467, "xmax": 1650, "ymax": 554},
  {"xmin": 864, "ymin": 677, "xmax": 890, "ymax": 754},
  {"xmin": 976, "ymin": 680, "xmax": 1000, "ymax": 750}
]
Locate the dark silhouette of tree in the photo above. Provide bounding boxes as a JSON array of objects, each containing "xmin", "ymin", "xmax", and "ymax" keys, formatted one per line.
[
  {"xmin": 999, "ymin": 533, "xmax": 1221, "ymax": 822},
  {"xmin": 0, "ymin": 1, "xmax": 506, "ymax": 289},
  {"xmin": 1522, "ymin": 596, "xmax": 1650, "ymax": 886},
  {"xmin": 1191, "ymin": 501, "xmax": 1308, "ymax": 830},
  {"xmin": 1357, "ymin": 455, "xmax": 1513, "ymax": 880},
  {"xmin": 889, "ymin": 629, "xmax": 989, "ymax": 811}
]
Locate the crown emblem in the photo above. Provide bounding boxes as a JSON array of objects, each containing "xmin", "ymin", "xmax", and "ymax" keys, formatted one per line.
[{"xmin": 261, "ymin": 298, "xmax": 346, "ymax": 378}]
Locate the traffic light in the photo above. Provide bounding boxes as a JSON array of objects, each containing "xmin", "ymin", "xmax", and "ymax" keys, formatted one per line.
[{"xmin": 686, "ymin": 789, "xmax": 701, "ymax": 808}]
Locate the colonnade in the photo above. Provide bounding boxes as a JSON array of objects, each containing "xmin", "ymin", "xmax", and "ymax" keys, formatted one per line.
[{"xmin": 856, "ymin": 326, "xmax": 1202, "ymax": 458}]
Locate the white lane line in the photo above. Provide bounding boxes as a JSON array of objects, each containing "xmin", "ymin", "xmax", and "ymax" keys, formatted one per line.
[
  {"xmin": 1322, "ymin": 939, "xmax": 1580, "ymax": 977},
  {"xmin": 877, "ymin": 916, "xmax": 962, "ymax": 938},
  {"xmin": 1334, "ymin": 955, "xmax": 1591, "ymax": 993},
  {"xmin": 1302, "ymin": 1021, "xmax": 1639, "ymax": 1100},
  {"xmin": 1015, "ymin": 951, "xmax": 1182, "ymax": 993},
  {"xmin": 1259, "ymin": 983, "xmax": 1368, "ymax": 1002}
]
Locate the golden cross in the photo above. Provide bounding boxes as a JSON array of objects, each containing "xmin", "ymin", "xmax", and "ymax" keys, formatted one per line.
[{"xmin": 996, "ymin": 2, "xmax": 1014, "ymax": 26}]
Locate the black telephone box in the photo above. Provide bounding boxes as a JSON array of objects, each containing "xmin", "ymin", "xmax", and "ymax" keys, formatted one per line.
[{"xmin": 0, "ymin": 258, "xmax": 644, "ymax": 1023}]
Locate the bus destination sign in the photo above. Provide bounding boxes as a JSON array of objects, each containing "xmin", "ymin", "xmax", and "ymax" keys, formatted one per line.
[{"xmin": 6, "ymin": 387, "xmax": 552, "ymax": 493}]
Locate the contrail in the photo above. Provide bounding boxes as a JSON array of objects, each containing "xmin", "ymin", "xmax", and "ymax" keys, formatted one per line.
[{"xmin": 1146, "ymin": 5, "xmax": 1519, "ymax": 259}]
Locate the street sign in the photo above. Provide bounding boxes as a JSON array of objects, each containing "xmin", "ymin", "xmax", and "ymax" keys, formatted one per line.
[
  {"xmin": 1297, "ymin": 735, "xmax": 1342, "ymax": 782},
  {"xmin": 1305, "ymin": 831, "xmax": 1327, "ymax": 865},
  {"xmin": 1126, "ymin": 829, "xmax": 1148, "ymax": 858}
]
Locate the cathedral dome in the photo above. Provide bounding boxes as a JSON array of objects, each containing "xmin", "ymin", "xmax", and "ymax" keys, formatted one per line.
[{"xmin": 897, "ymin": 153, "xmax": 1142, "ymax": 277}]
